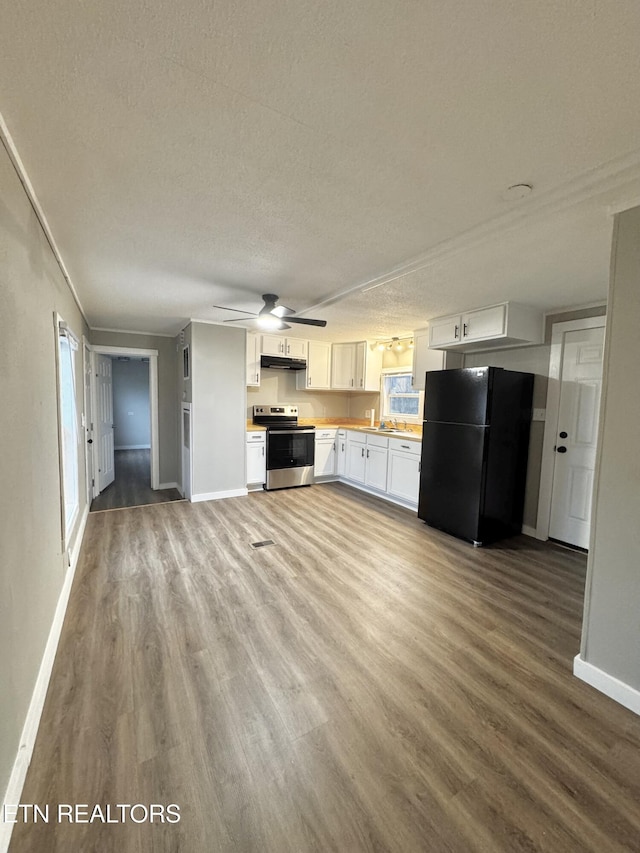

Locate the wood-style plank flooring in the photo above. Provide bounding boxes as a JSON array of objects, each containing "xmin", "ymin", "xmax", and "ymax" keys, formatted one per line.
[
  {"xmin": 90, "ymin": 449, "xmax": 183, "ymax": 512},
  {"xmin": 10, "ymin": 484, "xmax": 640, "ymax": 852}
]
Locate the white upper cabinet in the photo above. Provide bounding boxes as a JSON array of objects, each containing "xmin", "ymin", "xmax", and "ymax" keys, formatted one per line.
[
  {"xmin": 411, "ymin": 329, "xmax": 445, "ymax": 390},
  {"xmin": 427, "ymin": 302, "xmax": 543, "ymax": 352},
  {"xmin": 246, "ymin": 332, "xmax": 261, "ymax": 387},
  {"xmin": 261, "ymin": 334, "xmax": 285, "ymax": 355},
  {"xmin": 285, "ymin": 338, "xmax": 308, "ymax": 359},
  {"xmin": 261, "ymin": 335, "xmax": 308, "ymax": 358},
  {"xmin": 296, "ymin": 340, "xmax": 331, "ymax": 390},
  {"xmin": 331, "ymin": 341, "xmax": 383, "ymax": 391}
]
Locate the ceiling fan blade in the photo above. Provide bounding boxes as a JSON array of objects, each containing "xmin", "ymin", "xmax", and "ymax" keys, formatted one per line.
[
  {"xmin": 223, "ymin": 317, "xmax": 258, "ymax": 323},
  {"xmin": 213, "ymin": 305, "xmax": 259, "ymax": 316},
  {"xmin": 284, "ymin": 316, "xmax": 327, "ymax": 327},
  {"xmin": 272, "ymin": 305, "xmax": 295, "ymax": 318}
]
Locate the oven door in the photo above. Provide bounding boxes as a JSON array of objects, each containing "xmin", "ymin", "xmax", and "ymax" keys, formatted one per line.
[{"xmin": 267, "ymin": 429, "xmax": 315, "ymax": 470}]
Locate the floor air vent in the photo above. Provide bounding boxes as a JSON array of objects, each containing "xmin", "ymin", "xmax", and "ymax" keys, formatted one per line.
[{"xmin": 250, "ymin": 539, "xmax": 276, "ymax": 549}]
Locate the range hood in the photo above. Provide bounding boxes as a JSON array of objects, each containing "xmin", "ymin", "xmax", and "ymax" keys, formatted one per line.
[{"xmin": 260, "ymin": 354, "xmax": 307, "ymax": 371}]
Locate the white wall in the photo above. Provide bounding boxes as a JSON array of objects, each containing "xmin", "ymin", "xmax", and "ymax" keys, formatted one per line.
[
  {"xmin": 579, "ymin": 206, "xmax": 640, "ymax": 704},
  {"xmin": 0, "ymin": 140, "xmax": 88, "ymax": 810},
  {"xmin": 191, "ymin": 322, "xmax": 246, "ymax": 498},
  {"xmin": 112, "ymin": 358, "xmax": 150, "ymax": 449}
]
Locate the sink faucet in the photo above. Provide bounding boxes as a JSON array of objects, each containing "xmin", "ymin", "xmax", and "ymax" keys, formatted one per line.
[{"xmin": 390, "ymin": 418, "xmax": 398, "ymax": 429}]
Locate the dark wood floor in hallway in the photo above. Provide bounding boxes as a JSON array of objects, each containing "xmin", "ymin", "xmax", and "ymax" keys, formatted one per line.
[
  {"xmin": 90, "ymin": 449, "xmax": 183, "ymax": 512},
  {"xmin": 10, "ymin": 484, "xmax": 640, "ymax": 852}
]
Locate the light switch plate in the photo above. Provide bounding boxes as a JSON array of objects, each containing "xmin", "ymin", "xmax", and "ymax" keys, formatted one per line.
[{"xmin": 532, "ymin": 408, "xmax": 546, "ymax": 421}]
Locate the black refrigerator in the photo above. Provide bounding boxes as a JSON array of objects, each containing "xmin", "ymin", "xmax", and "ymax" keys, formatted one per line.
[{"xmin": 417, "ymin": 366, "xmax": 534, "ymax": 546}]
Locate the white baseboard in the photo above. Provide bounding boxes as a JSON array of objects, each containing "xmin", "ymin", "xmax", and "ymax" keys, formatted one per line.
[
  {"xmin": 114, "ymin": 444, "xmax": 151, "ymax": 451},
  {"xmin": 1, "ymin": 505, "xmax": 89, "ymax": 853},
  {"xmin": 574, "ymin": 654, "xmax": 640, "ymax": 717},
  {"xmin": 190, "ymin": 487, "xmax": 248, "ymax": 503},
  {"xmin": 336, "ymin": 477, "xmax": 418, "ymax": 512},
  {"xmin": 522, "ymin": 524, "xmax": 538, "ymax": 538},
  {"xmin": 157, "ymin": 482, "xmax": 179, "ymax": 491}
]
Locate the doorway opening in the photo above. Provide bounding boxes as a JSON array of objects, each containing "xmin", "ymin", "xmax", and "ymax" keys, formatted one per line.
[
  {"xmin": 88, "ymin": 345, "xmax": 182, "ymax": 512},
  {"xmin": 537, "ymin": 316, "xmax": 606, "ymax": 550}
]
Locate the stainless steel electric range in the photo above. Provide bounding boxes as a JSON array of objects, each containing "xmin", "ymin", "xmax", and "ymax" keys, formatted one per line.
[{"xmin": 252, "ymin": 405, "xmax": 315, "ymax": 490}]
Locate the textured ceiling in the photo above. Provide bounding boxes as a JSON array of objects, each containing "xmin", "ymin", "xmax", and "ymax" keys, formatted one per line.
[{"xmin": 1, "ymin": 0, "xmax": 640, "ymax": 339}]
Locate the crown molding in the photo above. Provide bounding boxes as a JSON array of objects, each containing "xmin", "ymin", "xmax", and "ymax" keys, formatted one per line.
[
  {"xmin": 306, "ymin": 148, "xmax": 640, "ymax": 313},
  {"xmin": 0, "ymin": 112, "xmax": 89, "ymax": 326}
]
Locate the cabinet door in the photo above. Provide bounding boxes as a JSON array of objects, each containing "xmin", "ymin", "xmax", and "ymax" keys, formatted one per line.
[
  {"xmin": 261, "ymin": 334, "xmax": 285, "ymax": 355},
  {"xmin": 298, "ymin": 340, "xmax": 331, "ymax": 390},
  {"xmin": 336, "ymin": 433, "xmax": 346, "ymax": 476},
  {"xmin": 412, "ymin": 329, "xmax": 445, "ymax": 390},
  {"xmin": 429, "ymin": 315, "xmax": 462, "ymax": 348},
  {"xmin": 365, "ymin": 445, "xmax": 388, "ymax": 491},
  {"xmin": 345, "ymin": 436, "xmax": 366, "ymax": 482},
  {"xmin": 246, "ymin": 441, "xmax": 266, "ymax": 484},
  {"xmin": 246, "ymin": 333, "xmax": 261, "ymax": 387},
  {"xmin": 314, "ymin": 438, "xmax": 336, "ymax": 477},
  {"xmin": 331, "ymin": 343, "xmax": 356, "ymax": 389},
  {"xmin": 461, "ymin": 304, "xmax": 506, "ymax": 343},
  {"xmin": 285, "ymin": 338, "xmax": 308, "ymax": 359},
  {"xmin": 354, "ymin": 341, "xmax": 383, "ymax": 392},
  {"xmin": 387, "ymin": 448, "xmax": 420, "ymax": 505}
]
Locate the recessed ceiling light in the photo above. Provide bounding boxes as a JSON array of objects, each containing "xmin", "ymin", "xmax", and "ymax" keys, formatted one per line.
[{"xmin": 501, "ymin": 183, "xmax": 533, "ymax": 201}]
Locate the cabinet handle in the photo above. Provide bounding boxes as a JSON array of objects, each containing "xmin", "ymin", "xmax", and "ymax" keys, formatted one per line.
[
  {"xmin": 287, "ymin": 344, "xmax": 290, "ymax": 354},
  {"xmin": 360, "ymin": 379, "xmax": 363, "ymax": 387},
  {"xmin": 262, "ymin": 446, "xmax": 264, "ymax": 456},
  {"xmin": 333, "ymin": 442, "xmax": 336, "ymax": 451},
  {"xmin": 401, "ymin": 444, "xmax": 410, "ymax": 449},
  {"xmin": 342, "ymin": 443, "xmax": 344, "ymax": 452},
  {"xmin": 454, "ymin": 324, "xmax": 459, "ymax": 339},
  {"xmin": 366, "ymin": 449, "xmax": 370, "ymax": 458},
  {"xmin": 463, "ymin": 323, "xmax": 468, "ymax": 337},
  {"xmin": 308, "ymin": 376, "xmax": 311, "ymax": 386},
  {"xmin": 351, "ymin": 378, "xmax": 354, "ymax": 387},
  {"xmin": 361, "ymin": 447, "xmax": 364, "ymax": 457}
]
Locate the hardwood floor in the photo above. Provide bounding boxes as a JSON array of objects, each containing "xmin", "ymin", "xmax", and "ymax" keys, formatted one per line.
[
  {"xmin": 90, "ymin": 449, "xmax": 183, "ymax": 512},
  {"xmin": 10, "ymin": 484, "xmax": 640, "ymax": 852}
]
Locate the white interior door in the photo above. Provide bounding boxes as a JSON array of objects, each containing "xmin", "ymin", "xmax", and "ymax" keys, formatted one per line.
[
  {"xmin": 548, "ymin": 326, "xmax": 605, "ymax": 549},
  {"xmin": 96, "ymin": 354, "xmax": 115, "ymax": 492}
]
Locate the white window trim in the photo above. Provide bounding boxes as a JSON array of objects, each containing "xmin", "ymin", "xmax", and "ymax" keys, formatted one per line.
[{"xmin": 380, "ymin": 367, "xmax": 423, "ymax": 424}]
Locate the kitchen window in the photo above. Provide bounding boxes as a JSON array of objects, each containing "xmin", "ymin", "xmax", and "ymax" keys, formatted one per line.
[{"xmin": 380, "ymin": 369, "xmax": 423, "ymax": 423}]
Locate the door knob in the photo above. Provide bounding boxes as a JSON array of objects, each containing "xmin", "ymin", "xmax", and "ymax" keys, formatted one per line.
[
  {"xmin": 556, "ymin": 446, "xmax": 567, "ymax": 453},
  {"xmin": 559, "ymin": 431, "xmax": 568, "ymax": 439},
  {"xmin": 87, "ymin": 438, "xmax": 93, "ymax": 444}
]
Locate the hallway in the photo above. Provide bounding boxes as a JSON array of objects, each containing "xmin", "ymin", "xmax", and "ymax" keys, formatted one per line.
[{"xmin": 90, "ymin": 449, "xmax": 183, "ymax": 512}]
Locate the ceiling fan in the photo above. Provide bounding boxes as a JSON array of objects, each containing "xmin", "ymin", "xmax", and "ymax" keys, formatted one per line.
[{"xmin": 213, "ymin": 293, "xmax": 327, "ymax": 330}]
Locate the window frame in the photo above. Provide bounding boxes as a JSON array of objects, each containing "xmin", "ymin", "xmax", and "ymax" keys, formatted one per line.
[
  {"xmin": 379, "ymin": 367, "xmax": 423, "ymax": 424},
  {"xmin": 55, "ymin": 314, "xmax": 81, "ymax": 551}
]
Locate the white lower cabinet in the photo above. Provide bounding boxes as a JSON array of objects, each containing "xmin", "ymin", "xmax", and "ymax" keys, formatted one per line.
[
  {"xmin": 341, "ymin": 430, "xmax": 420, "ymax": 508},
  {"xmin": 345, "ymin": 433, "xmax": 367, "ymax": 483},
  {"xmin": 246, "ymin": 431, "xmax": 266, "ymax": 487},
  {"xmin": 364, "ymin": 433, "xmax": 388, "ymax": 491},
  {"xmin": 336, "ymin": 430, "xmax": 347, "ymax": 476},
  {"xmin": 314, "ymin": 429, "xmax": 337, "ymax": 478},
  {"xmin": 387, "ymin": 441, "xmax": 421, "ymax": 505}
]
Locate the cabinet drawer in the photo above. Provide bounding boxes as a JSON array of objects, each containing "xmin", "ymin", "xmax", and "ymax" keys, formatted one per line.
[
  {"xmin": 246, "ymin": 431, "xmax": 266, "ymax": 442},
  {"xmin": 389, "ymin": 437, "xmax": 421, "ymax": 455},
  {"xmin": 316, "ymin": 429, "xmax": 337, "ymax": 440},
  {"xmin": 366, "ymin": 433, "xmax": 389, "ymax": 449}
]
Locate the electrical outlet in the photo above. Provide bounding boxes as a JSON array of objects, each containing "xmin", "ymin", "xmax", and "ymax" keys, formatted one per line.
[
  {"xmin": 365, "ymin": 409, "xmax": 371, "ymax": 417},
  {"xmin": 532, "ymin": 408, "xmax": 546, "ymax": 421}
]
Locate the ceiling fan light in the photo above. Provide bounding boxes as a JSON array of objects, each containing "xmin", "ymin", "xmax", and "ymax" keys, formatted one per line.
[
  {"xmin": 257, "ymin": 314, "xmax": 283, "ymax": 331},
  {"xmin": 377, "ymin": 342, "xmax": 386, "ymax": 351}
]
